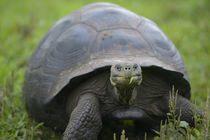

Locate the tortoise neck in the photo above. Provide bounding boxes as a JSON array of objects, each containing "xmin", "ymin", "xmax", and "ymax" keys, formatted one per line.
[{"xmin": 114, "ymin": 86, "xmax": 137, "ymax": 105}]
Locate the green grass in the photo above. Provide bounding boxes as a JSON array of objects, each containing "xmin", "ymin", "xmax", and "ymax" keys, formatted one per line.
[
  {"xmin": 0, "ymin": 0, "xmax": 209, "ymax": 139},
  {"xmin": 153, "ymin": 88, "xmax": 209, "ymax": 140}
]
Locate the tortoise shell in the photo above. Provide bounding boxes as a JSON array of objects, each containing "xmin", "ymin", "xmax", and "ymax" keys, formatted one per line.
[{"xmin": 23, "ymin": 3, "xmax": 190, "ymax": 129}]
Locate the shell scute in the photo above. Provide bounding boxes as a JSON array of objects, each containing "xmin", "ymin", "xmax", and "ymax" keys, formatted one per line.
[{"xmin": 40, "ymin": 24, "xmax": 96, "ymax": 75}]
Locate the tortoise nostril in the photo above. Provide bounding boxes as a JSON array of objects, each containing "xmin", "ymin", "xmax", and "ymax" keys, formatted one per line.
[{"xmin": 125, "ymin": 67, "xmax": 131, "ymax": 71}]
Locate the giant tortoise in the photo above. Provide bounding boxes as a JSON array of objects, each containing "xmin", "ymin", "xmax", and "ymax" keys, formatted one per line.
[{"xmin": 23, "ymin": 2, "xmax": 201, "ymax": 140}]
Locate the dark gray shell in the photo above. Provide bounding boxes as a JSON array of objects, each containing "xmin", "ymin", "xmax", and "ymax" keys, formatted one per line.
[{"xmin": 24, "ymin": 3, "xmax": 190, "ymax": 115}]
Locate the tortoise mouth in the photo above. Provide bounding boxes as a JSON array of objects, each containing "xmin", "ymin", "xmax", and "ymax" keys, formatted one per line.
[
  {"xmin": 112, "ymin": 75, "xmax": 141, "ymax": 79},
  {"xmin": 110, "ymin": 75, "xmax": 142, "ymax": 87}
]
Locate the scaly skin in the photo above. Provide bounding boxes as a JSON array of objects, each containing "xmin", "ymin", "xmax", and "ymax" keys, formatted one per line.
[
  {"xmin": 63, "ymin": 94, "xmax": 102, "ymax": 140},
  {"xmin": 173, "ymin": 94, "xmax": 202, "ymax": 127},
  {"xmin": 63, "ymin": 63, "xmax": 201, "ymax": 139}
]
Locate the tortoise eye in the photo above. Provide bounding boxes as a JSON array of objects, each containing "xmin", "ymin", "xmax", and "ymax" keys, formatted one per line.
[
  {"xmin": 115, "ymin": 65, "xmax": 121, "ymax": 71},
  {"xmin": 133, "ymin": 64, "xmax": 138, "ymax": 70}
]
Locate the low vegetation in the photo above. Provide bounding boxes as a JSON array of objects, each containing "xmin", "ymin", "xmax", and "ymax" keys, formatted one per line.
[
  {"xmin": 0, "ymin": 0, "xmax": 209, "ymax": 139},
  {"xmin": 115, "ymin": 88, "xmax": 209, "ymax": 140}
]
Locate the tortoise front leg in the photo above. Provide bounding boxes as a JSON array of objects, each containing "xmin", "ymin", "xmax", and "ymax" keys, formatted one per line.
[
  {"xmin": 174, "ymin": 95, "xmax": 202, "ymax": 127},
  {"xmin": 162, "ymin": 94, "xmax": 202, "ymax": 127},
  {"xmin": 63, "ymin": 93, "xmax": 102, "ymax": 140}
]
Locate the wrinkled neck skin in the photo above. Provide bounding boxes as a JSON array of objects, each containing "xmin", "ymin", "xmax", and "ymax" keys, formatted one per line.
[{"xmin": 114, "ymin": 85, "xmax": 138, "ymax": 105}]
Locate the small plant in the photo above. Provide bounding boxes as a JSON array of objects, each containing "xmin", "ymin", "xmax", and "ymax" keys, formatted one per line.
[
  {"xmin": 154, "ymin": 87, "xmax": 210, "ymax": 140},
  {"xmin": 113, "ymin": 130, "xmax": 128, "ymax": 140}
]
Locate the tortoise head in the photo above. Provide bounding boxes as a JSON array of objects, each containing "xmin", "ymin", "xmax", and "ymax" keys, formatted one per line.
[{"xmin": 110, "ymin": 63, "xmax": 142, "ymax": 105}]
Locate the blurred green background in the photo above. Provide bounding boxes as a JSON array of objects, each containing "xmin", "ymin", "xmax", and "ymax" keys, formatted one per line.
[{"xmin": 0, "ymin": 0, "xmax": 209, "ymax": 139}]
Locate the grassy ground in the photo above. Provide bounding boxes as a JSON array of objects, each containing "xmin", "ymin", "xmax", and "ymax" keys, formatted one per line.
[{"xmin": 0, "ymin": 0, "xmax": 209, "ymax": 139}]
